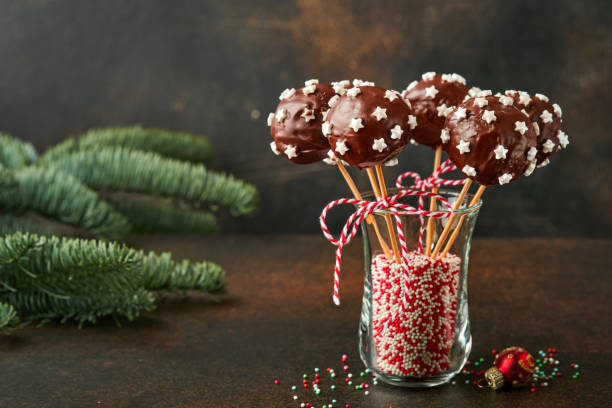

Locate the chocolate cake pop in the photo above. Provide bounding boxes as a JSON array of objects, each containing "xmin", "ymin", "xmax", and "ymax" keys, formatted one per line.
[
  {"xmin": 268, "ymin": 79, "xmax": 337, "ymax": 164},
  {"xmin": 444, "ymin": 95, "xmax": 537, "ymax": 185},
  {"xmin": 504, "ymin": 90, "xmax": 569, "ymax": 167},
  {"xmin": 325, "ymin": 86, "xmax": 415, "ymax": 169},
  {"xmin": 401, "ymin": 72, "xmax": 469, "ymax": 148}
]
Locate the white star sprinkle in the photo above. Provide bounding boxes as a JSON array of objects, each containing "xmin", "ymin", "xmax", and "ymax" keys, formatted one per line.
[
  {"xmin": 284, "ymin": 145, "xmax": 298, "ymax": 159},
  {"xmin": 515, "ymin": 121, "xmax": 528, "ymax": 135},
  {"xmin": 275, "ymin": 108, "xmax": 287, "ymax": 123},
  {"xmin": 279, "ymin": 88, "xmax": 296, "ymax": 100},
  {"xmin": 468, "ymin": 87, "xmax": 483, "ymax": 97},
  {"xmin": 535, "ymin": 93, "xmax": 549, "ymax": 102},
  {"xmin": 478, "ymin": 90, "xmax": 493, "ymax": 97},
  {"xmin": 335, "ymin": 140, "xmax": 349, "ymax": 155},
  {"xmin": 462, "ymin": 165, "xmax": 477, "ymax": 177},
  {"xmin": 267, "ymin": 112, "xmax": 274, "ymax": 126},
  {"xmin": 352, "ymin": 79, "xmax": 374, "ymax": 87},
  {"xmin": 328, "ymin": 95, "xmax": 340, "ymax": 107},
  {"xmin": 542, "ymin": 139, "xmax": 556, "ymax": 153},
  {"xmin": 331, "ymin": 80, "xmax": 350, "ymax": 95},
  {"xmin": 322, "ymin": 121, "xmax": 332, "ymax": 136},
  {"xmin": 524, "ymin": 160, "xmax": 536, "ymax": 176},
  {"xmin": 405, "ymin": 80, "xmax": 418, "ymax": 92},
  {"xmin": 527, "ymin": 147, "xmax": 537, "ymax": 161},
  {"xmin": 424, "ymin": 85, "xmax": 439, "ymax": 98},
  {"xmin": 499, "ymin": 95, "xmax": 513, "ymax": 106},
  {"xmin": 553, "ymin": 103, "xmax": 562, "ymax": 118},
  {"xmin": 410, "ymin": 138, "xmax": 419, "ymax": 146},
  {"xmin": 437, "ymin": 103, "xmax": 449, "ymax": 117},
  {"xmin": 557, "ymin": 130, "xmax": 569, "ymax": 148},
  {"xmin": 322, "ymin": 109, "xmax": 329, "ymax": 120},
  {"xmin": 304, "ymin": 79, "xmax": 319, "ymax": 86},
  {"xmin": 421, "ymin": 72, "xmax": 436, "ymax": 81},
  {"xmin": 498, "ymin": 173, "xmax": 513, "ymax": 185},
  {"xmin": 384, "ymin": 157, "xmax": 399, "ymax": 166},
  {"xmin": 518, "ymin": 92, "xmax": 531, "ymax": 106},
  {"xmin": 440, "ymin": 129, "xmax": 450, "ymax": 144},
  {"xmin": 505, "ymin": 90, "xmax": 518, "ymax": 96},
  {"xmin": 349, "ymin": 117, "xmax": 364, "ymax": 132},
  {"xmin": 322, "ymin": 157, "xmax": 336, "ymax": 165},
  {"xmin": 540, "ymin": 110, "xmax": 553, "ymax": 124},
  {"xmin": 372, "ymin": 106, "xmax": 387, "ymax": 121},
  {"xmin": 441, "ymin": 74, "xmax": 453, "ymax": 82},
  {"xmin": 372, "ymin": 138, "xmax": 387, "ymax": 152},
  {"xmin": 301, "ymin": 108, "xmax": 315, "ymax": 122},
  {"xmin": 408, "ymin": 115, "xmax": 417, "ymax": 129},
  {"xmin": 384, "ymin": 90, "xmax": 399, "ymax": 102},
  {"xmin": 533, "ymin": 122, "xmax": 540, "ymax": 136},
  {"xmin": 454, "ymin": 107, "xmax": 467, "ymax": 120},
  {"xmin": 451, "ymin": 73, "xmax": 466, "ymax": 84},
  {"xmin": 346, "ymin": 87, "xmax": 362, "ymax": 97},
  {"xmin": 390, "ymin": 124, "xmax": 403, "ymax": 140},
  {"xmin": 494, "ymin": 144, "xmax": 508, "ymax": 159},
  {"xmin": 537, "ymin": 159, "xmax": 550, "ymax": 168},
  {"xmin": 482, "ymin": 110, "xmax": 497, "ymax": 124},
  {"xmin": 457, "ymin": 140, "xmax": 470, "ymax": 154},
  {"xmin": 270, "ymin": 141, "xmax": 280, "ymax": 155},
  {"xmin": 474, "ymin": 97, "xmax": 489, "ymax": 108},
  {"xmin": 302, "ymin": 84, "xmax": 316, "ymax": 95}
]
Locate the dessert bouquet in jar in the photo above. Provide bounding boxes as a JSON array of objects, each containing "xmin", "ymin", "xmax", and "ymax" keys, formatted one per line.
[{"xmin": 266, "ymin": 75, "xmax": 569, "ymax": 387}]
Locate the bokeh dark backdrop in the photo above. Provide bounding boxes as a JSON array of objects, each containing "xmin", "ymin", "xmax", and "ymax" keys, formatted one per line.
[{"xmin": 1, "ymin": 0, "xmax": 610, "ymax": 236}]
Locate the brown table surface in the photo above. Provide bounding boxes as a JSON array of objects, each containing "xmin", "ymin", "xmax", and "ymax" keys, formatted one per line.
[{"xmin": 1, "ymin": 235, "xmax": 610, "ymax": 408}]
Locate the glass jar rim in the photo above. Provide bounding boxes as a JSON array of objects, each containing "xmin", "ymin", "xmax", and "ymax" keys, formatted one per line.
[{"xmin": 360, "ymin": 187, "xmax": 483, "ymax": 216}]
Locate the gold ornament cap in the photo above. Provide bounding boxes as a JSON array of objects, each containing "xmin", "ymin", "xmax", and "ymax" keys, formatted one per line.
[{"xmin": 483, "ymin": 366, "xmax": 505, "ymax": 390}]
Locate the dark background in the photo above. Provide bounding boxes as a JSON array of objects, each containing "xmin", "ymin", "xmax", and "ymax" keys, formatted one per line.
[{"xmin": 0, "ymin": 0, "xmax": 610, "ymax": 236}]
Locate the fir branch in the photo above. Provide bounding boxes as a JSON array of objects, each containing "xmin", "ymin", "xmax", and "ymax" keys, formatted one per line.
[
  {"xmin": 141, "ymin": 251, "xmax": 226, "ymax": 293},
  {"xmin": 109, "ymin": 197, "xmax": 219, "ymax": 234},
  {"xmin": 0, "ymin": 215, "xmax": 50, "ymax": 236},
  {"xmin": 0, "ymin": 132, "xmax": 38, "ymax": 169},
  {"xmin": 41, "ymin": 126, "xmax": 213, "ymax": 164},
  {"xmin": 40, "ymin": 147, "xmax": 259, "ymax": 216},
  {"xmin": 0, "ymin": 301, "xmax": 20, "ymax": 332},
  {"xmin": 0, "ymin": 168, "xmax": 131, "ymax": 239},
  {"xmin": 0, "ymin": 233, "xmax": 153, "ymax": 326}
]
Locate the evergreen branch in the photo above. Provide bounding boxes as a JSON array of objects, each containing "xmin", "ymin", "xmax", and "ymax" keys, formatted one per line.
[
  {"xmin": 0, "ymin": 301, "xmax": 20, "ymax": 332},
  {"xmin": 0, "ymin": 168, "xmax": 131, "ymax": 239},
  {"xmin": 41, "ymin": 126, "xmax": 213, "ymax": 164},
  {"xmin": 0, "ymin": 215, "xmax": 51, "ymax": 236},
  {"xmin": 109, "ymin": 197, "xmax": 219, "ymax": 234},
  {"xmin": 40, "ymin": 147, "xmax": 259, "ymax": 216},
  {"xmin": 0, "ymin": 132, "xmax": 38, "ymax": 169},
  {"xmin": 141, "ymin": 251, "xmax": 226, "ymax": 293}
]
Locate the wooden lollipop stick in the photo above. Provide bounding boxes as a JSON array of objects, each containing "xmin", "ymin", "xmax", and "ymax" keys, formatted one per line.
[
  {"xmin": 430, "ymin": 179, "xmax": 473, "ymax": 259},
  {"xmin": 425, "ymin": 145, "xmax": 443, "ymax": 256},
  {"xmin": 366, "ymin": 167, "xmax": 401, "ymax": 263},
  {"xmin": 335, "ymin": 162, "xmax": 392, "ymax": 259},
  {"xmin": 372, "ymin": 165, "xmax": 402, "ymax": 263},
  {"xmin": 438, "ymin": 184, "xmax": 486, "ymax": 259}
]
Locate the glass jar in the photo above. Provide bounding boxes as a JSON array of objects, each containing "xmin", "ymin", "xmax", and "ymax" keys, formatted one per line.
[{"xmin": 358, "ymin": 188, "xmax": 482, "ymax": 387}]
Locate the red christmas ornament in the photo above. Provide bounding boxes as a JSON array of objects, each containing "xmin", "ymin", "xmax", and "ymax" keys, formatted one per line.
[{"xmin": 480, "ymin": 346, "xmax": 536, "ymax": 389}]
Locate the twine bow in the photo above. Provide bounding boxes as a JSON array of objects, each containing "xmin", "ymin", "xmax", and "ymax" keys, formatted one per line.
[{"xmin": 320, "ymin": 159, "xmax": 467, "ymax": 306}]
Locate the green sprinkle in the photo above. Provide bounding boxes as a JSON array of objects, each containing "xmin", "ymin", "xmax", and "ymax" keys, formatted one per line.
[
  {"xmin": 314, "ymin": 368, "xmax": 319, "ymax": 372},
  {"xmin": 360, "ymin": 372, "xmax": 365, "ymax": 377},
  {"xmin": 331, "ymin": 385, "xmax": 336, "ymax": 390},
  {"xmin": 333, "ymin": 400, "xmax": 337, "ymax": 404},
  {"xmin": 479, "ymin": 357, "xmax": 485, "ymax": 362},
  {"xmin": 303, "ymin": 374, "xmax": 308, "ymax": 379},
  {"xmin": 355, "ymin": 385, "xmax": 360, "ymax": 390},
  {"xmin": 465, "ymin": 380, "xmax": 469, "ymax": 384},
  {"xmin": 474, "ymin": 362, "xmax": 480, "ymax": 366},
  {"xmin": 315, "ymin": 389, "xmax": 321, "ymax": 395},
  {"xmin": 348, "ymin": 381, "xmax": 352, "ymax": 385},
  {"xmin": 291, "ymin": 386, "xmax": 296, "ymax": 391}
]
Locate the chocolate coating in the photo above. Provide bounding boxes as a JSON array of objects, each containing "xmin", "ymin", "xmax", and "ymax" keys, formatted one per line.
[
  {"xmin": 444, "ymin": 96, "xmax": 537, "ymax": 186},
  {"xmin": 270, "ymin": 82, "xmax": 336, "ymax": 164},
  {"xmin": 402, "ymin": 72, "xmax": 469, "ymax": 148},
  {"xmin": 326, "ymin": 86, "xmax": 413, "ymax": 169},
  {"xmin": 505, "ymin": 90, "xmax": 563, "ymax": 164}
]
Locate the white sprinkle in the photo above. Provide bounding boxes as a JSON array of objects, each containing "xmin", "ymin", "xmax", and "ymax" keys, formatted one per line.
[
  {"xmin": 540, "ymin": 110, "xmax": 553, "ymax": 124},
  {"xmin": 301, "ymin": 107, "xmax": 315, "ymax": 122},
  {"xmin": 462, "ymin": 165, "xmax": 477, "ymax": 177},
  {"xmin": 482, "ymin": 110, "xmax": 497, "ymax": 124},
  {"xmin": 533, "ymin": 122, "xmax": 540, "ymax": 136},
  {"xmin": 328, "ymin": 95, "xmax": 340, "ymax": 107},
  {"xmin": 424, "ymin": 85, "xmax": 439, "ymax": 98},
  {"xmin": 346, "ymin": 87, "xmax": 362, "ymax": 97},
  {"xmin": 269, "ymin": 141, "xmax": 280, "ymax": 155},
  {"xmin": 372, "ymin": 106, "xmax": 387, "ymax": 121},
  {"xmin": 322, "ymin": 121, "xmax": 332, "ymax": 136},
  {"xmin": 454, "ymin": 107, "xmax": 467, "ymax": 120},
  {"xmin": 478, "ymin": 90, "xmax": 493, "ymax": 97},
  {"xmin": 457, "ymin": 140, "xmax": 470, "ymax": 154},
  {"xmin": 302, "ymin": 84, "xmax": 316, "ymax": 95},
  {"xmin": 474, "ymin": 97, "xmax": 488, "ymax": 108},
  {"xmin": 557, "ymin": 130, "xmax": 569, "ymax": 148},
  {"xmin": 553, "ymin": 103, "xmax": 562, "ymax": 118},
  {"xmin": 451, "ymin": 73, "xmax": 466, "ymax": 84},
  {"xmin": 335, "ymin": 140, "xmax": 349, "ymax": 155},
  {"xmin": 405, "ymin": 80, "xmax": 418, "ymax": 92},
  {"xmin": 408, "ymin": 115, "xmax": 417, "ymax": 129},
  {"xmin": 384, "ymin": 157, "xmax": 399, "ymax": 166},
  {"xmin": 535, "ymin": 93, "xmax": 549, "ymax": 102},
  {"xmin": 537, "ymin": 158, "xmax": 550, "ymax": 168},
  {"xmin": 304, "ymin": 79, "xmax": 319, "ymax": 86},
  {"xmin": 322, "ymin": 109, "xmax": 329, "ymax": 120},
  {"xmin": 349, "ymin": 117, "xmax": 364, "ymax": 132},
  {"xmin": 372, "ymin": 138, "xmax": 388, "ymax": 152},
  {"xmin": 494, "ymin": 144, "xmax": 508, "ymax": 159},
  {"xmin": 542, "ymin": 139, "xmax": 556, "ymax": 153},
  {"xmin": 332, "ymin": 80, "xmax": 350, "ymax": 95},
  {"xmin": 284, "ymin": 145, "xmax": 298, "ymax": 159},
  {"xmin": 499, "ymin": 95, "xmax": 513, "ymax": 106},
  {"xmin": 440, "ymin": 128, "xmax": 450, "ymax": 144},
  {"xmin": 385, "ymin": 90, "xmax": 399, "ymax": 101},
  {"xmin": 524, "ymin": 160, "xmax": 536, "ymax": 176},
  {"xmin": 498, "ymin": 173, "xmax": 513, "ymax": 185},
  {"xmin": 515, "ymin": 121, "xmax": 528, "ymax": 135},
  {"xmin": 518, "ymin": 92, "xmax": 531, "ymax": 106},
  {"xmin": 279, "ymin": 88, "xmax": 296, "ymax": 100},
  {"xmin": 421, "ymin": 71, "xmax": 436, "ymax": 81},
  {"xmin": 468, "ymin": 87, "xmax": 483, "ymax": 97},
  {"xmin": 390, "ymin": 124, "xmax": 403, "ymax": 140},
  {"xmin": 267, "ymin": 112, "xmax": 274, "ymax": 126},
  {"xmin": 527, "ymin": 146, "xmax": 538, "ymax": 161},
  {"xmin": 437, "ymin": 103, "xmax": 449, "ymax": 117},
  {"xmin": 275, "ymin": 108, "xmax": 287, "ymax": 123}
]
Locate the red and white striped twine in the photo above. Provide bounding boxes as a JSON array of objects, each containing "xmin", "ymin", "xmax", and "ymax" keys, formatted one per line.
[{"xmin": 320, "ymin": 160, "xmax": 468, "ymax": 306}]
